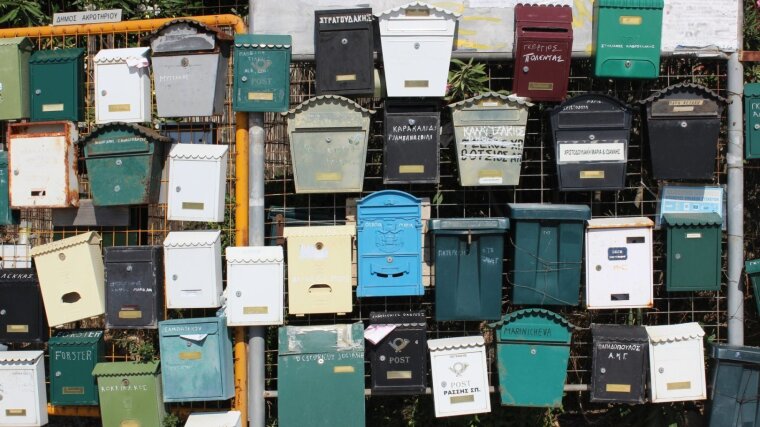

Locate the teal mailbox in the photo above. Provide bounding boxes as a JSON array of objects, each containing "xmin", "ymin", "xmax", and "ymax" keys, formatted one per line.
[
  {"xmin": 29, "ymin": 48, "xmax": 85, "ymax": 122},
  {"xmin": 49, "ymin": 329, "xmax": 105, "ymax": 406},
  {"xmin": 233, "ymin": 35, "xmax": 291, "ymax": 112},
  {"xmin": 0, "ymin": 152, "xmax": 18, "ymax": 225},
  {"xmin": 746, "ymin": 83, "xmax": 760, "ymax": 159},
  {"xmin": 708, "ymin": 344, "xmax": 760, "ymax": 427},
  {"xmin": 746, "ymin": 259, "xmax": 760, "ymax": 315}
]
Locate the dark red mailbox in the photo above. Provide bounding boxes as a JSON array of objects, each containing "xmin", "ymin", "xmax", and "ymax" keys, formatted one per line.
[{"xmin": 512, "ymin": 4, "xmax": 573, "ymax": 102}]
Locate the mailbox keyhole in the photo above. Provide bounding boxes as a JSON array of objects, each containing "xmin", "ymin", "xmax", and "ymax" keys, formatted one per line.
[
  {"xmin": 181, "ymin": 57, "xmax": 189, "ymax": 67},
  {"xmin": 680, "ymin": 121, "xmax": 688, "ymax": 128},
  {"xmin": 530, "ymin": 348, "xmax": 537, "ymax": 355},
  {"xmin": 175, "ymin": 186, "xmax": 182, "ymax": 193},
  {"xmin": 0, "ymin": 309, "xmax": 5, "ymax": 316},
  {"xmin": 341, "ymin": 38, "xmax": 348, "ymax": 45},
  {"xmin": 114, "ymin": 185, "xmax": 121, "ymax": 192},
  {"xmin": 595, "ymin": 265, "xmax": 602, "ymax": 271},
  {"xmin": 600, "ymin": 368, "xmax": 606, "ymax": 374},
  {"xmin": 115, "ymin": 159, "xmax": 123, "ymax": 166},
  {"xmin": 414, "ymin": 42, "xmax": 420, "ymax": 49},
  {"xmin": 236, "ymin": 291, "xmax": 242, "ymax": 297},
  {"xmin": 122, "ymin": 379, "xmax": 130, "ymax": 386},
  {"xmin": 522, "ymin": 66, "xmax": 529, "ymax": 73},
  {"xmin": 315, "ymin": 242, "xmax": 324, "ymax": 250},
  {"xmin": 126, "ymin": 265, "xmax": 133, "ymax": 272},
  {"xmin": 58, "ymin": 253, "xmax": 66, "ymax": 261},
  {"xmin": 658, "ymin": 367, "xmax": 664, "ymax": 374},
  {"xmin": 625, "ymin": 60, "xmax": 632, "ymax": 68},
  {"xmin": 62, "ymin": 292, "xmax": 81, "ymax": 303},
  {"xmin": 755, "ymin": 124, "xmax": 760, "ymax": 130},
  {"xmin": 101, "ymin": 90, "xmax": 107, "ymax": 96},
  {"xmin": 35, "ymin": 89, "xmax": 41, "ymax": 95},
  {"xmin": 172, "ymin": 274, "xmax": 178, "ymax": 281},
  {"xmin": 675, "ymin": 253, "xmax": 681, "ymax": 260}
]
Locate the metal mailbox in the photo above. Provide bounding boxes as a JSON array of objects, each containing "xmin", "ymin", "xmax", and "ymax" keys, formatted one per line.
[
  {"xmin": 163, "ymin": 230, "xmax": 222, "ymax": 309},
  {"xmin": 233, "ymin": 34, "xmax": 291, "ymax": 113},
  {"xmin": 0, "ymin": 152, "xmax": 18, "ymax": 225},
  {"xmin": 368, "ymin": 311, "xmax": 427, "ymax": 395},
  {"xmin": 94, "ymin": 47, "xmax": 151, "ymax": 124},
  {"xmin": 48, "ymin": 330, "xmax": 104, "ymax": 406},
  {"xmin": 31, "ymin": 231, "xmax": 105, "ymax": 327},
  {"xmin": 158, "ymin": 317, "xmax": 234, "ymax": 402},
  {"xmin": 8, "ymin": 121, "xmax": 79, "ymax": 208},
  {"xmin": 585, "ymin": 217, "xmax": 654, "ymax": 309},
  {"xmin": 646, "ymin": 322, "xmax": 707, "ymax": 403},
  {"xmin": 384, "ymin": 101, "xmax": 440, "ymax": 184},
  {"xmin": 283, "ymin": 95, "xmax": 374, "ymax": 193},
  {"xmin": 104, "ymin": 246, "xmax": 163, "ymax": 329},
  {"xmin": 428, "ymin": 336, "xmax": 490, "ymax": 418},
  {"xmin": 92, "ymin": 361, "xmax": 164, "ymax": 427},
  {"xmin": 507, "ymin": 203, "xmax": 591, "ymax": 306},
  {"xmin": 29, "ymin": 48, "xmax": 84, "ymax": 122},
  {"xmin": 0, "ymin": 243, "xmax": 30, "ymax": 268},
  {"xmin": 592, "ymin": 0, "xmax": 663, "ymax": 79},
  {"xmin": 167, "ymin": 144, "xmax": 228, "ymax": 222},
  {"xmin": 0, "ymin": 351, "xmax": 47, "ymax": 427},
  {"xmin": 0, "ymin": 269, "xmax": 46, "ymax": 343},
  {"xmin": 663, "ymin": 213, "xmax": 722, "ymax": 291},
  {"xmin": 549, "ymin": 94, "xmax": 632, "ymax": 191},
  {"xmin": 746, "ymin": 259, "xmax": 760, "ymax": 315},
  {"xmin": 225, "ymin": 246, "xmax": 284, "ymax": 326},
  {"xmin": 283, "ymin": 225, "xmax": 354, "ymax": 315},
  {"xmin": 708, "ymin": 344, "xmax": 760, "ymax": 427},
  {"xmin": 429, "ymin": 218, "xmax": 508, "ymax": 321},
  {"xmin": 185, "ymin": 411, "xmax": 241, "ymax": 427},
  {"xmin": 0, "ymin": 37, "xmax": 32, "ymax": 120},
  {"xmin": 746, "ymin": 83, "xmax": 760, "ymax": 159},
  {"xmin": 448, "ymin": 93, "xmax": 532, "ymax": 187},
  {"xmin": 376, "ymin": 2, "xmax": 459, "ymax": 97},
  {"xmin": 315, "ymin": 8, "xmax": 374, "ymax": 95},
  {"xmin": 512, "ymin": 4, "xmax": 573, "ymax": 101},
  {"xmin": 590, "ymin": 324, "xmax": 648, "ymax": 404},
  {"xmin": 83, "ymin": 122, "xmax": 171, "ymax": 206}
]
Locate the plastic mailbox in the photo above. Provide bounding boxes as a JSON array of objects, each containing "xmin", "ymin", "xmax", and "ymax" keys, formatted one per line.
[
  {"xmin": 167, "ymin": 144, "xmax": 229, "ymax": 222},
  {"xmin": 428, "ymin": 336, "xmax": 491, "ymax": 418},
  {"xmin": 590, "ymin": 324, "xmax": 648, "ymax": 404},
  {"xmin": 93, "ymin": 47, "xmax": 151, "ymax": 124},
  {"xmin": 662, "ymin": 212, "xmax": 722, "ymax": 291},
  {"xmin": 104, "ymin": 246, "xmax": 163, "ymax": 329},
  {"xmin": 29, "ymin": 48, "xmax": 84, "ymax": 122},
  {"xmin": 233, "ymin": 34, "xmax": 291, "ymax": 113},
  {"xmin": 48, "ymin": 330, "xmax": 104, "ymax": 406},
  {"xmin": 163, "ymin": 230, "xmax": 223, "ymax": 309},
  {"xmin": 645, "ymin": 322, "xmax": 707, "ymax": 403},
  {"xmin": 225, "ymin": 246, "xmax": 284, "ymax": 326},
  {"xmin": 0, "ymin": 351, "xmax": 47, "ymax": 427}
]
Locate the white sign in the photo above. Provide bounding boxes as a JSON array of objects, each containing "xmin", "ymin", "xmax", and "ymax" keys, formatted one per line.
[
  {"xmin": 661, "ymin": 0, "xmax": 739, "ymax": 52},
  {"xmin": 557, "ymin": 142, "xmax": 626, "ymax": 163},
  {"xmin": 656, "ymin": 184, "xmax": 725, "ymax": 229},
  {"xmin": 53, "ymin": 9, "xmax": 122, "ymax": 26}
]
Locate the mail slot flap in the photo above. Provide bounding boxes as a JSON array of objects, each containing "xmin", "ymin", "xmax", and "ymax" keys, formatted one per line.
[
  {"xmin": 159, "ymin": 320, "xmax": 219, "ymax": 337},
  {"xmin": 145, "ymin": 19, "xmax": 232, "ymax": 54},
  {"xmin": 640, "ymin": 82, "xmax": 727, "ymax": 117},
  {"xmin": 489, "ymin": 308, "xmax": 573, "ymax": 344},
  {"xmin": 226, "ymin": 246, "xmax": 283, "ymax": 264},
  {"xmin": 92, "ymin": 360, "xmax": 160, "ymax": 377},
  {"xmin": 29, "ymin": 48, "xmax": 85, "ymax": 64},
  {"xmin": 0, "ymin": 36, "xmax": 33, "ymax": 51},
  {"xmin": 662, "ymin": 212, "xmax": 722, "ymax": 228},
  {"xmin": 507, "ymin": 203, "xmax": 591, "ymax": 221},
  {"xmin": 596, "ymin": 0, "xmax": 664, "ymax": 8},
  {"xmin": 164, "ymin": 230, "xmax": 222, "ymax": 248},
  {"xmin": 278, "ymin": 322, "xmax": 364, "ymax": 354},
  {"xmin": 105, "ymin": 245, "xmax": 162, "ymax": 263},
  {"xmin": 592, "ymin": 324, "xmax": 648, "ymax": 343},
  {"xmin": 555, "ymin": 129, "xmax": 630, "ymax": 144},
  {"xmin": 285, "ymin": 96, "xmax": 374, "ymax": 130},
  {"xmin": 8, "ymin": 120, "xmax": 76, "ymax": 138},
  {"xmin": 316, "ymin": 8, "xmax": 374, "ymax": 31},
  {"xmin": 552, "ymin": 94, "xmax": 632, "ymax": 129},
  {"xmin": 587, "ymin": 217, "xmax": 653, "ymax": 230},
  {"xmin": 49, "ymin": 329, "xmax": 104, "ymax": 346},
  {"xmin": 370, "ymin": 310, "xmax": 426, "ymax": 325},
  {"xmin": 168, "ymin": 143, "xmax": 228, "ymax": 161},
  {"xmin": 93, "ymin": 47, "xmax": 150, "ymax": 64},
  {"xmin": 0, "ymin": 268, "xmax": 38, "ymax": 284},
  {"xmin": 282, "ymin": 224, "xmax": 355, "ymax": 238},
  {"xmin": 710, "ymin": 343, "xmax": 760, "ymax": 364},
  {"xmin": 429, "ymin": 218, "xmax": 509, "ymax": 235},
  {"xmin": 83, "ymin": 122, "xmax": 171, "ymax": 157},
  {"xmin": 0, "ymin": 350, "xmax": 43, "ymax": 364}
]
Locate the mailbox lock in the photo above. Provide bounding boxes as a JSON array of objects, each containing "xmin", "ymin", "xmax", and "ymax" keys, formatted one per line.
[
  {"xmin": 522, "ymin": 66, "xmax": 529, "ymax": 73},
  {"xmin": 35, "ymin": 89, "xmax": 41, "ymax": 95},
  {"xmin": 126, "ymin": 265, "xmax": 133, "ymax": 272},
  {"xmin": 122, "ymin": 378, "xmax": 130, "ymax": 386},
  {"xmin": 414, "ymin": 42, "xmax": 420, "ymax": 50},
  {"xmin": 58, "ymin": 253, "xmax": 66, "ymax": 261},
  {"xmin": 101, "ymin": 90, "xmax": 107, "ymax": 96},
  {"xmin": 181, "ymin": 57, "xmax": 189, "ymax": 67},
  {"xmin": 675, "ymin": 253, "xmax": 681, "ymax": 260},
  {"xmin": 241, "ymin": 76, "xmax": 248, "ymax": 82},
  {"xmin": 386, "ymin": 256, "xmax": 393, "ymax": 263},
  {"xmin": 658, "ymin": 367, "xmax": 664, "ymax": 374},
  {"xmin": 589, "ymin": 134, "xmax": 596, "ymax": 141},
  {"xmin": 172, "ymin": 274, "xmax": 178, "ymax": 281},
  {"xmin": 680, "ymin": 121, "xmax": 688, "ymax": 128},
  {"xmin": 600, "ymin": 368, "xmax": 606, "ymax": 374},
  {"xmin": 13, "ymin": 170, "xmax": 18, "ymax": 176},
  {"xmin": 55, "ymin": 371, "xmax": 61, "ymax": 377},
  {"xmin": 115, "ymin": 159, "xmax": 122, "ymax": 166},
  {"xmin": 530, "ymin": 348, "xmax": 537, "ymax": 355},
  {"xmin": 114, "ymin": 185, "xmax": 121, "ymax": 192},
  {"xmin": 315, "ymin": 242, "xmax": 324, "ymax": 250},
  {"xmin": 175, "ymin": 186, "xmax": 181, "ymax": 193},
  {"xmin": 186, "ymin": 341, "xmax": 192, "ymax": 347},
  {"xmin": 236, "ymin": 291, "xmax": 242, "ymax": 297},
  {"xmin": 0, "ymin": 309, "xmax": 5, "ymax": 315},
  {"xmin": 625, "ymin": 60, "xmax": 632, "ymax": 68},
  {"xmin": 325, "ymin": 137, "xmax": 332, "ymax": 143},
  {"xmin": 595, "ymin": 265, "xmax": 602, "ymax": 271},
  {"xmin": 341, "ymin": 38, "xmax": 348, "ymax": 45},
  {"xmin": 408, "ymin": 119, "xmax": 416, "ymax": 126},
  {"xmin": 317, "ymin": 358, "xmax": 324, "ymax": 365}
]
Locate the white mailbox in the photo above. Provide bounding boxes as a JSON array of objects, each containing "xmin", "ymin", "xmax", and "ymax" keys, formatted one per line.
[
  {"xmin": 94, "ymin": 47, "xmax": 151, "ymax": 124},
  {"xmin": 167, "ymin": 144, "xmax": 229, "ymax": 222},
  {"xmin": 163, "ymin": 230, "xmax": 223, "ymax": 309},
  {"xmin": 0, "ymin": 244, "xmax": 30, "ymax": 268},
  {"xmin": 585, "ymin": 217, "xmax": 654, "ymax": 309},
  {"xmin": 185, "ymin": 411, "xmax": 241, "ymax": 427},
  {"xmin": 376, "ymin": 2, "xmax": 459, "ymax": 97},
  {"xmin": 428, "ymin": 336, "xmax": 491, "ymax": 418},
  {"xmin": 225, "ymin": 246, "xmax": 283, "ymax": 326},
  {"xmin": 646, "ymin": 322, "xmax": 707, "ymax": 403},
  {"xmin": 0, "ymin": 351, "xmax": 48, "ymax": 427}
]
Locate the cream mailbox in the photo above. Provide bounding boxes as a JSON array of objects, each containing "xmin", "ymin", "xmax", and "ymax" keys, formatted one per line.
[
  {"xmin": 225, "ymin": 246, "xmax": 284, "ymax": 326},
  {"xmin": 167, "ymin": 144, "xmax": 229, "ymax": 222},
  {"xmin": 646, "ymin": 322, "xmax": 707, "ymax": 403},
  {"xmin": 163, "ymin": 230, "xmax": 223, "ymax": 309},
  {"xmin": 376, "ymin": 2, "xmax": 459, "ymax": 97},
  {"xmin": 0, "ymin": 351, "xmax": 47, "ymax": 427},
  {"xmin": 185, "ymin": 411, "xmax": 241, "ymax": 427},
  {"xmin": 94, "ymin": 47, "xmax": 151, "ymax": 124},
  {"xmin": 428, "ymin": 336, "xmax": 491, "ymax": 418}
]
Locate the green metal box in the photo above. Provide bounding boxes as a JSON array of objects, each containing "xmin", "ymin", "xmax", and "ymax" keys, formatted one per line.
[
  {"xmin": 708, "ymin": 344, "xmax": 760, "ymax": 427},
  {"xmin": 29, "ymin": 48, "xmax": 84, "ymax": 122},
  {"xmin": 92, "ymin": 361, "xmax": 165, "ymax": 427},
  {"xmin": 0, "ymin": 152, "xmax": 19, "ymax": 225},
  {"xmin": 429, "ymin": 218, "xmax": 509, "ymax": 321},
  {"xmin": 0, "ymin": 37, "xmax": 32, "ymax": 120},
  {"xmin": 745, "ymin": 83, "xmax": 760, "ymax": 159},
  {"xmin": 746, "ymin": 259, "xmax": 760, "ymax": 315},
  {"xmin": 592, "ymin": 0, "xmax": 663, "ymax": 79},
  {"xmin": 663, "ymin": 213, "xmax": 722, "ymax": 291},
  {"xmin": 233, "ymin": 34, "xmax": 291, "ymax": 113},
  {"xmin": 507, "ymin": 203, "xmax": 591, "ymax": 306},
  {"xmin": 49, "ymin": 329, "xmax": 105, "ymax": 406}
]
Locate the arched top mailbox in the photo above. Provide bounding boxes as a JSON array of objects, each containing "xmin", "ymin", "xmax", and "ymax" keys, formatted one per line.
[
  {"xmin": 145, "ymin": 18, "xmax": 232, "ymax": 53},
  {"xmin": 489, "ymin": 308, "xmax": 574, "ymax": 344}
]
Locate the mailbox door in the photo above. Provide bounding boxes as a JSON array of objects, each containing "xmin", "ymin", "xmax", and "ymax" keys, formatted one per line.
[
  {"xmin": 370, "ymin": 328, "xmax": 426, "ymax": 394},
  {"xmin": 497, "ymin": 343, "xmax": 569, "ymax": 407},
  {"xmin": 357, "ymin": 221, "xmax": 421, "ymax": 297},
  {"xmin": 94, "ymin": 363, "xmax": 164, "ymax": 427},
  {"xmin": 105, "ymin": 248, "xmax": 162, "ymax": 329},
  {"xmin": 0, "ymin": 272, "xmax": 45, "ymax": 343},
  {"xmin": 315, "ymin": 26, "xmax": 374, "ymax": 95},
  {"xmin": 667, "ymin": 225, "xmax": 721, "ymax": 291},
  {"xmin": 227, "ymin": 260, "xmax": 283, "ymax": 326},
  {"xmin": 153, "ymin": 53, "xmax": 225, "ymax": 118},
  {"xmin": 85, "ymin": 139, "xmax": 159, "ymax": 206},
  {"xmin": 652, "ymin": 340, "xmax": 705, "ymax": 401},
  {"xmin": 0, "ymin": 367, "xmax": 40, "ymax": 425},
  {"xmin": 290, "ymin": 129, "xmax": 368, "ymax": 193},
  {"xmin": 30, "ymin": 59, "xmax": 82, "ymax": 122},
  {"xmin": 0, "ymin": 152, "xmax": 18, "ymax": 225},
  {"xmin": 593, "ymin": 3, "xmax": 662, "ymax": 79},
  {"xmin": 381, "ymin": 36, "xmax": 453, "ymax": 98},
  {"xmin": 646, "ymin": 116, "xmax": 720, "ymax": 181},
  {"xmin": 384, "ymin": 111, "xmax": 440, "ymax": 184},
  {"xmin": 50, "ymin": 344, "xmax": 100, "ymax": 405},
  {"xmin": 429, "ymin": 346, "xmax": 490, "ymax": 417},
  {"xmin": 161, "ymin": 328, "xmax": 223, "ymax": 401},
  {"xmin": 168, "ymin": 157, "xmax": 225, "ymax": 222},
  {"xmin": 592, "ymin": 340, "xmax": 647, "ymax": 403},
  {"xmin": 9, "ymin": 134, "xmax": 72, "ymax": 208},
  {"xmin": 165, "ymin": 246, "xmax": 221, "ymax": 308},
  {"xmin": 513, "ymin": 36, "xmax": 571, "ymax": 101},
  {"xmin": 95, "ymin": 63, "xmax": 148, "ymax": 123},
  {"xmin": 233, "ymin": 35, "xmax": 291, "ymax": 113},
  {"xmin": 746, "ymin": 84, "xmax": 760, "ymax": 159}
]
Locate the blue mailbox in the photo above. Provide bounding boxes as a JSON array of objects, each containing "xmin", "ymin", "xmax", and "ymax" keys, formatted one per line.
[
  {"xmin": 357, "ymin": 190, "xmax": 423, "ymax": 297},
  {"xmin": 158, "ymin": 317, "xmax": 234, "ymax": 402}
]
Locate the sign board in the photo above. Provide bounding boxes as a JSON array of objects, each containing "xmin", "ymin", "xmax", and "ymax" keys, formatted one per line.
[
  {"xmin": 53, "ymin": 9, "xmax": 122, "ymax": 26},
  {"xmin": 656, "ymin": 184, "xmax": 725, "ymax": 229},
  {"xmin": 661, "ymin": 0, "xmax": 739, "ymax": 53}
]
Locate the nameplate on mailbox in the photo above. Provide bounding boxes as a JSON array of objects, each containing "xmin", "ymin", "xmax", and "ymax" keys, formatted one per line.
[
  {"xmin": 606, "ymin": 384, "xmax": 631, "ymax": 393},
  {"xmin": 109, "ymin": 104, "xmax": 131, "ymax": 112},
  {"xmin": 7, "ymin": 324, "xmax": 28, "ymax": 333},
  {"xmin": 667, "ymin": 381, "xmax": 691, "ymax": 390},
  {"xmin": 248, "ymin": 92, "xmax": 274, "ymax": 101},
  {"xmin": 399, "ymin": 165, "xmax": 424, "ymax": 174},
  {"xmin": 316, "ymin": 172, "xmax": 341, "ymax": 181},
  {"xmin": 63, "ymin": 386, "xmax": 85, "ymax": 395},
  {"xmin": 6, "ymin": 409, "xmax": 26, "ymax": 416},
  {"xmin": 43, "ymin": 103, "xmax": 65, "ymax": 112},
  {"xmin": 179, "ymin": 351, "xmax": 202, "ymax": 360},
  {"xmin": 244, "ymin": 306, "xmax": 269, "ymax": 314},
  {"xmin": 336, "ymin": 74, "xmax": 357, "ymax": 82},
  {"xmin": 450, "ymin": 395, "xmax": 474, "ymax": 404},
  {"xmin": 404, "ymin": 80, "xmax": 429, "ymax": 88},
  {"xmin": 387, "ymin": 370, "xmax": 412, "ymax": 380},
  {"xmin": 334, "ymin": 366, "xmax": 355, "ymax": 374},
  {"xmin": 119, "ymin": 310, "xmax": 143, "ymax": 319},
  {"xmin": 182, "ymin": 202, "xmax": 204, "ymax": 210},
  {"xmin": 528, "ymin": 82, "xmax": 554, "ymax": 91}
]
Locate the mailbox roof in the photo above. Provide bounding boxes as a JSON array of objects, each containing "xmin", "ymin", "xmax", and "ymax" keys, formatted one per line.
[
  {"xmin": 234, "ymin": 34, "xmax": 291, "ymax": 49},
  {"xmin": 168, "ymin": 143, "xmax": 228, "ymax": 160},
  {"xmin": 587, "ymin": 217, "xmax": 653, "ymax": 229},
  {"xmin": 92, "ymin": 361, "xmax": 160, "ymax": 377},
  {"xmin": 144, "ymin": 18, "xmax": 233, "ymax": 44},
  {"xmin": 29, "ymin": 48, "xmax": 84, "ymax": 64},
  {"xmin": 662, "ymin": 212, "xmax": 723, "ymax": 227},
  {"xmin": 596, "ymin": 0, "xmax": 664, "ymax": 8},
  {"xmin": 0, "ymin": 37, "xmax": 33, "ymax": 50},
  {"xmin": 358, "ymin": 189, "xmax": 421, "ymax": 208},
  {"xmin": 746, "ymin": 259, "xmax": 760, "ymax": 275},
  {"xmin": 82, "ymin": 122, "xmax": 172, "ymax": 144},
  {"xmin": 639, "ymin": 82, "xmax": 728, "ymax": 106},
  {"xmin": 226, "ymin": 246, "xmax": 283, "ymax": 263},
  {"xmin": 0, "ymin": 350, "xmax": 43, "ymax": 363},
  {"xmin": 164, "ymin": 230, "xmax": 221, "ymax": 248},
  {"xmin": 507, "ymin": 203, "xmax": 591, "ymax": 221},
  {"xmin": 551, "ymin": 93, "xmax": 632, "ymax": 115},
  {"xmin": 429, "ymin": 218, "xmax": 509, "ymax": 233},
  {"xmin": 710, "ymin": 344, "xmax": 760, "ymax": 364},
  {"xmin": 282, "ymin": 95, "xmax": 375, "ymax": 116},
  {"xmin": 50, "ymin": 329, "xmax": 104, "ymax": 346},
  {"xmin": 645, "ymin": 322, "xmax": 704, "ymax": 343},
  {"xmin": 448, "ymin": 92, "xmax": 533, "ymax": 110},
  {"xmin": 185, "ymin": 411, "xmax": 242, "ymax": 427},
  {"xmin": 488, "ymin": 308, "xmax": 574, "ymax": 330},
  {"xmin": 376, "ymin": 1, "xmax": 461, "ymax": 19},
  {"xmin": 282, "ymin": 224, "xmax": 355, "ymax": 237},
  {"xmin": 591, "ymin": 324, "xmax": 648, "ymax": 342},
  {"xmin": 279, "ymin": 323, "xmax": 364, "ymax": 354},
  {"xmin": 370, "ymin": 310, "xmax": 426, "ymax": 326},
  {"xmin": 428, "ymin": 335, "xmax": 484, "ymax": 351},
  {"xmin": 746, "ymin": 83, "xmax": 760, "ymax": 97},
  {"xmin": 93, "ymin": 47, "xmax": 150, "ymax": 63},
  {"xmin": 30, "ymin": 231, "xmax": 101, "ymax": 257}
]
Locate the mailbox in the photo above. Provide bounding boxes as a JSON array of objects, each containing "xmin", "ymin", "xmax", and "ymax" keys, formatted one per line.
[
  {"xmin": 585, "ymin": 217, "xmax": 654, "ymax": 309},
  {"xmin": 708, "ymin": 344, "xmax": 760, "ymax": 427},
  {"xmin": 278, "ymin": 323, "xmax": 365, "ymax": 427},
  {"xmin": 384, "ymin": 101, "xmax": 440, "ymax": 184},
  {"xmin": 94, "ymin": 47, "xmax": 151, "ymax": 124},
  {"xmin": 428, "ymin": 336, "xmax": 490, "ymax": 418},
  {"xmin": 31, "ymin": 231, "xmax": 105, "ymax": 327},
  {"xmin": 185, "ymin": 411, "xmax": 241, "ymax": 427},
  {"xmin": 590, "ymin": 324, "xmax": 648, "ymax": 404},
  {"xmin": 315, "ymin": 8, "xmax": 374, "ymax": 95},
  {"xmin": 746, "ymin": 83, "xmax": 760, "ymax": 159},
  {"xmin": 429, "ymin": 218, "xmax": 508, "ymax": 321},
  {"xmin": 0, "ymin": 244, "xmax": 30, "ymax": 268},
  {"xmin": 225, "ymin": 246, "xmax": 284, "ymax": 326},
  {"xmin": 8, "ymin": 121, "xmax": 79, "ymax": 208},
  {"xmin": 158, "ymin": 317, "xmax": 234, "ymax": 402},
  {"xmin": 83, "ymin": 122, "xmax": 171, "ymax": 206},
  {"xmin": 376, "ymin": 2, "xmax": 459, "ymax": 97},
  {"xmin": 646, "ymin": 322, "xmax": 707, "ymax": 403},
  {"xmin": 0, "ymin": 351, "xmax": 47, "ymax": 427},
  {"xmin": 283, "ymin": 225, "xmax": 354, "ymax": 315},
  {"xmin": 512, "ymin": 4, "xmax": 573, "ymax": 101},
  {"xmin": 0, "ymin": 152, "xmax": 18, "ymax": 225},
  {"xmin": 49, "ymin": 330, "xmax": 104, "ymax": 406},
  {"xmin": 507, "ymin": 203, "xmax": 590, "ymax": 306},
  {"xmin": 489, "ymin": 309, "xmax": 573, "ymax": 407},
  {"xmin": 167, "ymin": 144, "xmax": 228, "ymax": 222},
  {"xmin": 163, "ymin": 230, "xmax": 222, "ymax": 309},
  {"xmin": 104, "ymin": 246, "xmax": 163, "ymax": 329},
  {"xmin": 283, "ymin": 95, "xmax": 374, "ymax": 193},
  {"xmin": 0, "ymin": 269, "xmax": 46, "ymax": 343},
  {"xmin": 663, "ymin": 213, "xmax": 722, "ymax": 291},
  {"xmin": 233, "ymin": 34, "xmax": 291, "ymax": 113},
  {"xmin": 357, "ymin": 190, "xmax": 423, "ymax": 297},
  {"xmin": 29, "ymin": 48, "xmax": 84, "ymax": 122},
  {"xmin": 592, "ymin": 0, "xmax": 663, "ymax": 79},
  {"xmin": 368, "ymin": 311, "xmax": 427, "ymax": 395},
  {"xmin": 549, "ymin": 94, "xmax": 632, "ymax": 191},
  {"xmin": 746, "ymin": 259, "xmax": 760, "ymax": 315},
  {"xmin": 92, "ymin": 361, "xmax": 165, "ymax": 427},
  {"xmin": 0, "ymin": 37, "xmax": 32, "ymax": 120}
]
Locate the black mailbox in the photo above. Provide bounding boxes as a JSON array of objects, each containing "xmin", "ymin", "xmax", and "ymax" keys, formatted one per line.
[
  {"xmin": 369, "ymin": 311, "xmax": 427, "ymax": 395},
  {"xmin": 315, "ymin": 8, "xmax": 375, "ymax": 96},
  {"xmin": 0, "ymin": 269, "xmax": 47, "ymax": 343},
  {"xmin": 549, "ymin": 94, "xmax": 632, "ymax": 191},
  {"xmin": 639, "ymin": 82, "xmax": 727, "ymax": 180},
  {"xmin": 591, "ymin": 324, "xmax": 648, "ymax": 404},
  {"xmin": 384, "ymin": 100, "xmax": 440, "ymax": 184},
  {"xmin": 104, "ymin": 246, "xmax": 163, "ymax": 329}
]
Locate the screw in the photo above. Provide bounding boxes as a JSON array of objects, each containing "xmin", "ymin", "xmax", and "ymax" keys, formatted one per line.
[
  {"xmin": 414, "ymin": 42, "xmax": 420, "ymax": 49},
  {"xmin": 115, "ymin": 159, "xmax": 122, "ymax": 166},
  {"xmin": 113, "ymin": 185, "xmax": 120, "ymax": 192},
  {"xmin": 522, "ymin": 66, "xmax": 529, "ymax": 73},
  {"xmin": 126, "ymin": 265, "xmax": 132, "ymax": 272},
  {"xmin": 341, "ymin": 38, "xmax": 348, "ymax": 45},
  {"xmin": 236, "ymin": 291, "xmax": 242, "ymax": 297},
  {"xmin": 241, "ymin": 76, "xmax": 248, "ymax": 82},
  {"xmin": 35, "ymin": 89, "xmax": 41, "ymax": 95},
  {"xmin": 175, "ymin": 186, "xmax": 181, "ymax": 192}
]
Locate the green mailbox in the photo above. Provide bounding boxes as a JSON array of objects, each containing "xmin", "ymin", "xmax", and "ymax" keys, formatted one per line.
[
  {"xmin": 746, "ymin": 259, "xmax": 760, "ymax": 315},
  {"xmin": 489, "ymin": 309, "xmax": 573, "ymax": 407},
  {"xmin": 83, "ymin": 122, "xmax": 171, "ymax": 206},
  {"xmin": 429, "ymin": 218, "xmax": 509, "ymax": 321},
  {"xmin": 0, "ymin": 152, "xmax": 18, "ymax": 225},
  {"xmin": 663, "ymin": 213, "xmax": 722, "ymax": 291},
  {"xmin": 708, "ymin": 344, "xmax": 760, "ymax": 427},
  {"xmin": 92, "ymin": 361, "xmax": 165, "ymax": 427},
  {"xmin": 233, "ymin": 34, "xmax": 291, "ymax": 113},
  {"xmin": 507, "ymin": 203, "xmax": 591, "ymax": 306},
  {"xmin": 49, "ymin": 329, "xmax": 105, "ymax": 406},
  {"xmin": 29, "ymin": 48, "xmax": 85, "ymax": 122},
  {"xmin": 745, "ymin": 83, "xmax": 760, "ymax": 159},
  {"xmin": 0, "ymin": 37, "xmax": 32, "ymax": 120},
  {"xmin": 593, "ymin": 0, "xmax": 664, "ymax": 79}
]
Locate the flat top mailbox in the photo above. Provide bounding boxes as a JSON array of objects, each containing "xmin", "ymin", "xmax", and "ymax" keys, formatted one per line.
[
  {"xmin": 233, "ymin": 34, "xmax": 292, "ymax": 113},
  {"xmin": 746, "ymin": 83, "xmax": 760, "ymax": 160},
  {"xmin": 94, "ymin": 47, "xmax": 152, "ymax": 124},
  {"xmin": 315, "ymin": 8, "xmax": 375, "ymax": 96},
  {"xmin": 185, "ymin": 411, "xmax": 241, "ymax": 427},
  {"xmin": 163, "ymin": 230, "xmax": 223, "ymax": 309},
  {"xmin": 29, "ymin": 48, "xmax": 85, "ymax": 122},
  {"xmin": 662, "ymin": 212, "xmax": 722, "ymax": 292},
  {"xmin": 646, "ymin": 322, "xmax": 707, "ymax": 403},
  {"xmin": 0, "ymin": 152, "xmax": 18, "ymax": 226},
  {"xmin": 428, "ymin": 335, "xmax": 491, "ymax": 418},
  {"xmin": 384, "ymin": 100, "xmax": 441, "ymax": 184},
  {"xmin": 708, "ymin": 344, "xmax": 760, "ymax": 427},
  {"xmin": 92, "ymin": 361, "xmax": 165, "ymax": 427},
  {"xmin": 104, "ymin": 245, "xmax": 163, "ymax": 329},
  {"xmin": 0, "ymin": 37, "xmax": 32, "ymax": 120},
  {"xmin": 167, "ymin": 143, "xmax": 229, "ymax": 222},
  {"xmin": 590, "ymin": 324, "xmax": 648, "ymax": 404},
  {"xmin": 49, "ymin": 329, "xmax": 104, "ymax": 406},
  {"xmin": 0, "ymin": 269, "xmax": 46, "ymax": 343},
  {"xmin": 368, "ymin": 311, "xmax": 427, "ymax": 395},
  {"xmin": 0, "ymin": 351, "xmax": 47, "ymax": 427},
  {"xmin": 746, "ymin": 259, "xmax": 760, "ymax": 316},
  {"xmin": 225, "ymin": 246, "xmax": 284, "ymax": 326}
]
